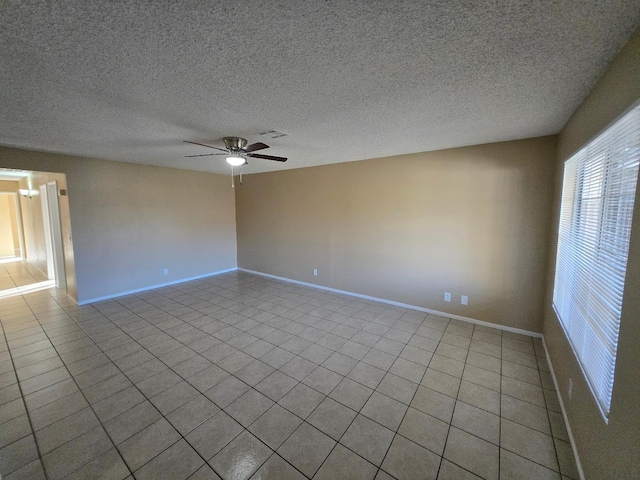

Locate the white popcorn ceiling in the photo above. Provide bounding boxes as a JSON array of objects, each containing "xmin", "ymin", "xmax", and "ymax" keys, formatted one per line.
[{"xmin": 0, "ymin": 1, "xmax": 639, "ymax": 175}]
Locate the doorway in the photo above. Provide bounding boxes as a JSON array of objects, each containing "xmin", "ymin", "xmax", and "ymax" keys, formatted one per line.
[{"xmin": 39, "ymin": 181, "xmax": 66, "ymax": 289}]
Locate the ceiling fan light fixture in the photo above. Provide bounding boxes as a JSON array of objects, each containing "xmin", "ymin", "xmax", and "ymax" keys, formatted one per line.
[{"xmin": 226, "ymin": 155, "xmax": 245, "ymax": 166}]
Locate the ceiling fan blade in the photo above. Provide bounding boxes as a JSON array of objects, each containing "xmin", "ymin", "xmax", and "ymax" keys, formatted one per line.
[
  {"xmin": 247, "ymin": 153, "xmax": 288, "ymax": 162},
  {"xmin": 244, "ymin": 142, "xmax": 269, "ymax": 153},
  {"xmin": 183, "ymin": 140, "xmax": 229, "ymax": 153},
  {"xmin": 184, "ymin": 153, "xmax": 226, "ymax": 158}
]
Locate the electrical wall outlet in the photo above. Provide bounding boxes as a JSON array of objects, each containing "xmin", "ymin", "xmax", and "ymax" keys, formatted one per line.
[
  {"xmin": 313, "ymin": 269, "xmax": 318, "ymax": 276},
  {"xmin": 444, "ymin": 292, "xmax": 451, "ymax": 302},
  {"xmin": 163, "ymin": 268, "xmax": 169, "ymax": 276},
  {"xmin": 568, "ymin": 378, "xmax": 573, "ymax": 400},
  {"xmin": 461, "ymin": 295, "xmax": 468, "ymax": 305}
]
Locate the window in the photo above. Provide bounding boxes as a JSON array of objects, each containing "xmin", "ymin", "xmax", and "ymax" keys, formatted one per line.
[{"xmin": 553, "ymin": 102, "xmax": 640, "ymax": 419}]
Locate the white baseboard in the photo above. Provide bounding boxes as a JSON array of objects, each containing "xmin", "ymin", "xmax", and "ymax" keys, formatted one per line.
[
  {"xmin": 77, "ymin": 268, "xmax": 238, "ymax": 305},
  {"xmin": 238, "ymin": 268, "xmax": 542, "ymax": 338},
  {"xmin": 542, "ymin": 338, "xmax": 585, "ymax": 480}
]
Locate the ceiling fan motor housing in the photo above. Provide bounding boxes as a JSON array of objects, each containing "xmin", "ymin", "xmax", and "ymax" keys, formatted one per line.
[{"xmin": 223, "ymin": 136, "xmax": 247, "ymax": 152}]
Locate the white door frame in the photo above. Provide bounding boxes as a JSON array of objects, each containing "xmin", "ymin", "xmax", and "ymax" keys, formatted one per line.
[
  {"xmin": 39, "ymin": 184, "xmax": 54, "ymax": 279},
  {"xmin": 40, "ymin": 182, "xmax": 66, "ymax": 288}
]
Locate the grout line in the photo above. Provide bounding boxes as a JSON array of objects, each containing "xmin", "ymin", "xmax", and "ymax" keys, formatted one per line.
[
  {"xmin": 101, "ymin": 277, "xmax": 551, "ymax": 478},
  {"xmin": 66, "ymin": 310, "xmax": 235, "ymax": 478},
  {"xmin": 148, "ymin": 275, "xmax": 563, "ymax": 476},
  {"xmin": 0, "ymin": 270, "xmax": 571, "ymax": 480},
  {"xmin": 432, "ymin": 325, "xmax": 472, "ymax": 480},
  {"xmin": 139, "ymin": 278, "xmax": 380, "ymax": 479},
  {"xmin": 134, "ymin": 281, "xmax": 360, "ymax": 478},
  {"xmin": 100, "ymin": 277, "xmax": 349, "ymax": 478},
  {"xmin": 0, "ymin": 319, "xmax": 49, "ymax": 480},
  {"xmin": 135, "ymin": 273, "xmax": 402, "ymax": 478},
  {"xmin": 537, "ymin": 342, "xmax": 559, "ymax": 461},
  {"xmin": 11, "ymin": 298, "xmax": 134, "ymax": 479},
  {"xmin": 43, "ymin": 306, "xmax": 218, "ymax": 476}
]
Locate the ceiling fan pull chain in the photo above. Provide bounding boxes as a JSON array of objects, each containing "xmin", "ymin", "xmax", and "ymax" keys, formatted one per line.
[
  {"xmin": 231, "ymin": 166, "xmax": 235, "ymax": 188},
  {"xmin": 240, "ymin": 167, "xmax": 243, "ymax": 185}
]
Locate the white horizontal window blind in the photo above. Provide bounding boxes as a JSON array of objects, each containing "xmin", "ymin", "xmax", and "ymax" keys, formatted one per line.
[{"xmin": 553, "ymin": 102, "xmax": 640, "ymax": 418}]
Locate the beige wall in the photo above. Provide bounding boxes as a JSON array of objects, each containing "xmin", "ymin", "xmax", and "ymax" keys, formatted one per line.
[
  {"xmin": 7, "ymin": 194, "xmax": 20, "ymax": 256},
  {"xmin": 0, "ymin": 180, "xmax": 18, "ymax": 192},
  {"xmin": 0, "ymin": 181, "xmax": 21, "ymax": 258},
  {"xmin": 237, "ymin": 136, "xmax": 557, "ymax": 332},
  {"xmin": 543, "ymin": 28, "xmax": 640, "ymax": 479},
  {"xmin": 0, "ymin": 194, "xmax": 16, "ymax": 257},
  {"xmin": 0, "ymin": 147, "xmax": 237, "ymax": 303}
]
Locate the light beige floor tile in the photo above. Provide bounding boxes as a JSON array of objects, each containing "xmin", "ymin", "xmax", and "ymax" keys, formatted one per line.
[
  {"xmin": 465, "ymin": 350, "xmax": 501, "ymax": 374},
  {"xmin": 458, "ymin": 381, "xmax": 500, "ymax": 415},
  {"xmin": 437, "ymin": 459, "xmax": 483, "ymax": 479},
  {"xmin": 340, "ymin": 415, "xmax": 394, "ymax": 467},
  {"xmin": 225, "ymin": 389, "xmax": 274, "ymax": 427},
  {"xmin": 421, "ymin": 368, "xmax": 461, "ymax": 398},
  {"xmin": 452, "ymin": 400, "xmax": 500, "ymax": 445},
  {"xmin": 329, "ymin": 377, "xmax": 373, "ymax": 411},
  {"xmin": 398, "ymin": 407, "xmax": 449, "ymax": 455},
  {"xmin": 186, "ymin": 411, "xmax": 243, "ymax": 460},
  {"xmin": 376, "ymin": 373, "xmax": 418, "ymax": 405},
  {"xmin": 381, "ymin": 435, "xmax": 441, "ymax": 480},
  {"xmin": 314, "ymin": 444, "xmax": 377, "ymax": 480},
  {"xmin": 348, "ymin": 361, "xmax": 387, "ymax": 389},
  {"xmin": 410, "ymin": 385, "xmax": 455, "ymax": 423},
  {"xmin": 502, "ymin": 377, "xmax": 546, "ymax": 408},
  {"xmin": 462, "ymin": 364, "xmax": 501, "ymax": 392},
  {"xmin": 501, "ymin": 419, "xmax": 559, "ymax": 472},
  {"xmin": 500, "ymin": 449, "xmax": 561, "ymax": 480},
  {"xmin": 429, "ymin": 354, "xmax": 465, "ymax": 378},
  {"xmin": 277, "ymin": 422, "xmax": 335, "ymax": 478},
  {"xmin": 307, "ymin": 397, "xmax": 357, "ymax": 440},
  {"xmin": 360, "ymin": 392, "xmax": 408, "ymax": 431},
  {"xmin": 210, "ymin": 431, "xmax": 272, "ymax": 480},
  {"xmin": 501, "ymin": 394, "xmax": 551, "ymax": 435},
  {"xmin": 555, "ymin": 438, "xmax": 579, "ymax": 479},
  {"xmin": 444, "ymin": 427, "xmax": 499, "ymax": 480},
  {"xmin": 278, "ymin": 383, "xmax": 324, "ymax": 419},
  {"xmin": 248, "ymin": 404, "xmax": 302, "ymax": 449},
  {"xmin": 250, "ymin": 453, "xmax": 305, "ymax": 480}
]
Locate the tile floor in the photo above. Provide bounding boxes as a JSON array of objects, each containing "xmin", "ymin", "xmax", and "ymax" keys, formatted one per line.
[
  {"xmin": 0, "ymin": 259, "xmax": 49, "ymax": 292},
  {"xmin": 0, "ymin": 270, "xmax": 579, "ymax": 480}
]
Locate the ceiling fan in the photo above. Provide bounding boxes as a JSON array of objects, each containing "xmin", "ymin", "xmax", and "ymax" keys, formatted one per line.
[{"xmin": 184, "ymin": 137, "xmax": 287, "ymax": 166}]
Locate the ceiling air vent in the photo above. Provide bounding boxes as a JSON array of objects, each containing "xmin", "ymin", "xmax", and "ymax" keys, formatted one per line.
[{"xmin": 258, "ymin": 130, "xmax": 288, "ymax": 139}]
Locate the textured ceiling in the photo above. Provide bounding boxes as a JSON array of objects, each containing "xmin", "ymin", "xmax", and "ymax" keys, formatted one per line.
[{"xmin": 1, "ymin": 1, "xmax": 639, "ymax": 175}]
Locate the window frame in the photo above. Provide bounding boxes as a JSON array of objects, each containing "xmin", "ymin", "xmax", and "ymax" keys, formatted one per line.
[{"xmin": 552, "ymin": 99, "xmax": 640, "ymax": 421}]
